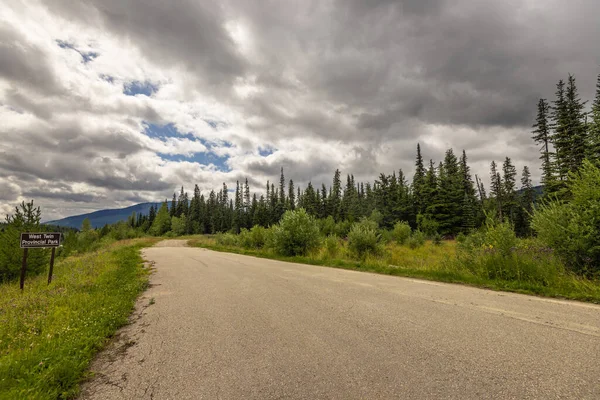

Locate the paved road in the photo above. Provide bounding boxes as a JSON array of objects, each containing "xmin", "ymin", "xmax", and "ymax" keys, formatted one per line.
[{"xmin": 81, "ymin": 241, "xmax": 600, "ymax": 399}]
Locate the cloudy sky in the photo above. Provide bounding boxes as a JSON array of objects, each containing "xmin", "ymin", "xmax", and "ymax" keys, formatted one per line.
[{"xmin": 1, "ymin": 0, "xmax": 599, "ymax": 221}]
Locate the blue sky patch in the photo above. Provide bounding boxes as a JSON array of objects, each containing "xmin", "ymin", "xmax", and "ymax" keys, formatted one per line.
[
  {"xmin": 145, "ymin": 122, "xmax": 230, "ymax": 171},
  {"xmin": 259, "ymin": 146, "xmax": 275, "ymax": 157},
  {"xmin": 56, "ymin": 40, "xmax": 98, "ymax": 64},
  {"xmin": 124, "ymin": 80, "xmax": 159, "ymax": 97},
  {"xmin": 158, "ymin": 152, "xmax": 230, "ymax": 171}
]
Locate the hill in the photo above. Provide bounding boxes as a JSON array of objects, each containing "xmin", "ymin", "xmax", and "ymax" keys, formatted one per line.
[{"xmin": 45, "ymin": 202, "xmax": 165, "ymax": 229}]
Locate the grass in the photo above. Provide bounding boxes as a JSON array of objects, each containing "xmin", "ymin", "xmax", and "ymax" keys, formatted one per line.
[
  {"xmin": 187, "ymin": 235, "xmax": 600, "ymax": 304},
  {"xmin": 0, "ymin": 238, "xmax": 158, "ymax": 400}
]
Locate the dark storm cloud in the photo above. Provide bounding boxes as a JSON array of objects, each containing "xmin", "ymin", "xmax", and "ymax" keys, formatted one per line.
[
  {"xmin": 42, "ymin": 0, "xmax": 248, "ymax": 87},
  {"xmin": 0, "ymin": 27, "xmax": 63, "ymax": 95}
]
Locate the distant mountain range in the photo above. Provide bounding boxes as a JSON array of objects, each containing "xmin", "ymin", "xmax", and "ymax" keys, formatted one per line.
[{"xmin": 45, "ymin": 202, "xmax": 165, "ymax": 229}]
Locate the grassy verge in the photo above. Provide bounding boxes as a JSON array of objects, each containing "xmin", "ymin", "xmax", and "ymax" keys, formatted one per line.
[
  {"xmin": 0, "ymin": 238, "xmax": 158, "ymax": 400},
  {"xmin": 187, "ymin": 236, "xmax": 600, "ymax": 304}
]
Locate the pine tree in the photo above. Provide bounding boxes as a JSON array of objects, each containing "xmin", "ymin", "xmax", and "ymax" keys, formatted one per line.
[
  {"xmin": 331, "ymin": 169, "xmax": 342, "ymax": 221},
  {"xmin": 551, "ymin": 79, "xmax": 570, "ymax": 181},
  {"xmin": 532, "ymin": 98, "xmax": 558, "ymax": 195},
  {"xmin": 588, "ymin": 73, "xmax": 600, "ymax": 164},
  {"xmin": 565, "ymin": 74, "xmax": 587, "ymax": 172},
  {"xmin": 170, "ymin": 192, "xmax": 177, "ymax": 217},
  {"xmin": 288, "ymin": 179, "xmax": 296, "ymax": 210},
  {"xmin": 412, "ymin": 143, "xmax": 426, "ymax": 214},
  {"xmin": 502, "ymin": 157, "xmax": 518, "ymax": 224},
  {"xmin": 233, "ymin": 181, "xmax": 242, "ymax": 233},
  {"xmin": 515, "ymin": 166, "xmax": 536, "ymax": 236},
  {"xmin": 490, "ymin": 161, "xmax": 503, "ymax": 220},
  {"xmin": 244, "ymin": 178, "xmax": 251, "ymax": 228}
]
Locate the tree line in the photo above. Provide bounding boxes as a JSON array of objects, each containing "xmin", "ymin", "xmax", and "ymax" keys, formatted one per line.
[{"xmin": 128, "ymin": 71, "xmax": 600, "ymax": 239}]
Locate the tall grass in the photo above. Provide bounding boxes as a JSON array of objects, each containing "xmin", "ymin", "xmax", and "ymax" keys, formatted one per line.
[{"xmin": 0, "ymin": 238, "xmax": 156, "ymax": 399}]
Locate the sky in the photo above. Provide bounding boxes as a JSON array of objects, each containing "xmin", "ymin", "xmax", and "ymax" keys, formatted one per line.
[{"xmin": 1, "ymin": 0, "xmax": 599, "ymax": 221}]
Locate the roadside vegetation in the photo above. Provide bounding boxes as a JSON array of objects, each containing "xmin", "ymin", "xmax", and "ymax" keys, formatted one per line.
[
  {"xmin": 187, "ymin": 206, "xmax": 600, "ymax": 303},
  {"xmin": 0, "ymin": 238, "xmax": 156, "ymax": 399}
]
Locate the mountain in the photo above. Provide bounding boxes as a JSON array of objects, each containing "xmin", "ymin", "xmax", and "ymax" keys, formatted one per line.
[{"xmin": 45, "ymin": 202, "xmax": 166, "ymax": 229}]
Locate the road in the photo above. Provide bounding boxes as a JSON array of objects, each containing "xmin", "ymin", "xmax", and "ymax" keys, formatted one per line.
[{"xmin": 81, "ymin": 240, "xmax": 600, "ymax": 399}]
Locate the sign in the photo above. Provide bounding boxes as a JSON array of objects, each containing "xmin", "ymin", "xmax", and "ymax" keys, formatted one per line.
[{"xmin": 20, "ymin": 232, "xmax": 61, "ymax": 249}]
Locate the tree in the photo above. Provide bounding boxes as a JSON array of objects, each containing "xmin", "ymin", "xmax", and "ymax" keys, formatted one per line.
[
  {"xmin": 532, "ymin": 98, "xmax": 558, "ymax": 195},
  {"xmin": 170, "ymin": 192, "xmax": 177, "ymax": 217},
  {"xmin": 502, "ymin": 157, "xmax": 518, "ymax": 224},
  {"xmin": 565, "ymin": 74, "xmax": 587, "ymax": 173},
  {"xmin": 150, "ymin": 201, "xmax": 171, "ymax": 236},
  {"xmin": 288, "ymin": 179, "xmax": 296, "ymax": 210},
  {"xmin": 412, "ymin": 143, "xmax": 426, "ymax": 214},
  {"xmin": 551, "ymin": 79, "xmax": 570, "ymax": 182},
  {"xmin": 81, "ymin": 217, "xmax": 92, "ymax": 232},
  {"xmin": 0, "ymin": 201, "xmax": 49, "ymax": 281},
  {"xmin": 331, "ymin": 169, "xmax": 342, "ymax": 221},
  {"xmin": 588, "ymin": 73, "xmax": 600, "ymax": 164},
  {"xmin": 490, "ymin": 161, "xmax": 503, "ymax": 220},
  {"xmin": 515, "ymin": 166, "xmax": 535, "ymax": 236}
]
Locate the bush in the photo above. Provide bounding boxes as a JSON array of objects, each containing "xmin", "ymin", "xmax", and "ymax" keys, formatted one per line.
[
  {"xmin": 379, "ymin": 229, "xmax": 394, "ymax": 244},
  {"xmin": 319, "ymin": 216, "xmax": 336, "ymax": 237},
  {"xmin": 417, "ymin": 214, "xmax": 439, "ymax": 236},
  {"xmin": 348, "ymin": 218, "xmax": 381, "ymax": 259},
  {"xmin": 272, "ymin": 209, "xmax": 320, "ymax": 256},
  {"xmin": 456, "ymin": 220, "xmax": 563, "ymax": 285},
  {"xmin": 392, "ymin": 221, "xmax": 412, "ymax": 245},
  {"xmin": 323, "ymin": 235, "xmax": 341, "ymax": 259},
  {"xmin": 215, "ymin": 233, "xmax": 239, "ymax": 247},
  {"xmin": 432, "ymin": 232, "xmax": 443, "ymax": 246},
  {"xmin": 407, "ymin": 230, "xmax": 426, "ymax": 249},
  {"xmin": 532, "ymin": 160, "xmax": 600, "ymax": 276},
  {"xmin": 239, "ymin": 225, "xmax": 267, "ymax": 249}
]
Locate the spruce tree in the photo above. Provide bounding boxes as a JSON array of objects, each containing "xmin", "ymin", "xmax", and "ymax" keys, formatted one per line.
[
  {"xmin": 170, "ymin": 192, "xmax": 177, "ymax": 217},
  {"xmin": 490, "ymin": 161, "xmax": 503, "ymax": 220},
  {"xmin": 412, "ymin": 143, "xmax": 426, "ymax": 214},
  {"xmin": 516, "ymin": 166, "xmax": 535, "ymax": 237},
  {"xmin": 588, "ymin": 73, "xmax": 600, "ymax": 164},
  {"xmin": 532, "ymin": 98, "xmax": 558, "ymax": 195},
  {"xmin": 288, "ymin": 179, "xmax": 296, "ymax": 210},
  {"xmin": 565, "ymin": 74, "xmax": 587, "ymax": 172},
  {"xmin": 551, "ymin": 79, "xmax": 570, "ymax": 181},
  {"xmin": 502, "ymin": 157, "xmax": 518, "ymax": 224},
  {"xmin": 331, "ymin": 169, "xmax": 342, "ymax": 221}
]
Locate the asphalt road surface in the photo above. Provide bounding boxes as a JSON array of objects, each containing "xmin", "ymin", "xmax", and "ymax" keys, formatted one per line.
[{"xmin": 81, "ymin": 240, "xmax": 600, "ymax": 399}]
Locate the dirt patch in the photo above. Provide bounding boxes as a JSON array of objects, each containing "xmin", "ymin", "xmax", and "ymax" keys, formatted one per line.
[{"xmin": 153, "ymin": 239, "xmax": 189, "ymax": 247}]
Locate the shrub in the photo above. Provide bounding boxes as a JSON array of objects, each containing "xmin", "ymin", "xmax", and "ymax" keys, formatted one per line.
[
  {"xmin": 348, "ymin": 218, "xmax": 381, "ymax": 259},
  {"xmin": 334, "ymin": 220, "xmax": 352, "ymax": 238},
  {"xmin": 215, "ymin": 233, "xmax": 239, "ymax": 247},
  {"xmin": 323, "ymin": 235, "xmax": 341, "ymax": 259},
  {"xmin": 319, "ymin": 216, "xmax": 336, "ymax": 237},
  {"xmin": 239, "ymin": 225, "xmax": 267, "ymax": 249},
  {"xmin": 417, "ymin": 214, "xmax": 439, "ymax": 236},
  {"xmin": 532, "ymin": 160, "xmax": 600, "ymax": 276},
  {"xmin": 392, "ymin": 221, "xmax": 412, "ymax": 245},
  {"xmin": 379, "ymin": 229, "xmax": 394, "ymax": 244},
  {"xmin": 456, "ymin": 220, "xmax": 563, "ymax": 285},
  {"xmin": 272, "ymin": 209, "xmax": 320, "ymax": 256},
  {"xmin": 432, "ymin": 232, "xmax": 443, "ymax": 246},
  {"xmin": 407, "ymin": 230, "xmax": 426, "ymax": 249}
]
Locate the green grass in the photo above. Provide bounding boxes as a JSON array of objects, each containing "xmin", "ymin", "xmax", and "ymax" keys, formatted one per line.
[
  {"xmin": 0, "ymin": 238, "xmax": 158, "ymax": 400},
  {"xmin": 187, "ymin": 236, "xmax": 600, "ymax": 304}
]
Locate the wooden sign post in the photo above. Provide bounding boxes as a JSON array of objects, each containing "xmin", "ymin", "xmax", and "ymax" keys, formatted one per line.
[{"xmin": 20, "ymin": 233, "xmax": 62, "ymax": 290}]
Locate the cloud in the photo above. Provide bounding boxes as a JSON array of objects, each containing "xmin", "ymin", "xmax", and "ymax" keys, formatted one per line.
[{"xmin": 0, "ymin": 0, "xmax": 599, "ymax": 220}]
